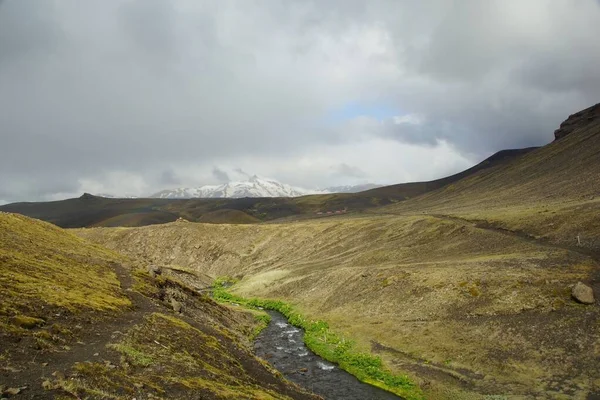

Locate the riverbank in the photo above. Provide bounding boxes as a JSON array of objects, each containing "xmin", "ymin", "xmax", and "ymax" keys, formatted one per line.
[{"xmin": 213, "ymin": 278, "xmax": 423, "ymax": 400}]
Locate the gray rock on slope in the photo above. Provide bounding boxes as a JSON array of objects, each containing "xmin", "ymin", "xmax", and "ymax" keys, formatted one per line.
[
  {"xmin": 171, "ymin": 298, "xmax": 183, "ymax": 313},
  {"xmin": 571, "ymin": 282, "xmax": 595, "ymax": 304},
  {"xmin": 148, "ymin": 265, "xmax": 162, "ymax": 278}
]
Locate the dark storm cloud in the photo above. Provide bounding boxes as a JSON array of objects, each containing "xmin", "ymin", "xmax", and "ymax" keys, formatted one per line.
[
  {"xmin": 159, "ymin": 169, "xmax": 181, "ymax": 186},
  {"xmin": 212, "ymin": 167, "xmax": 230, "ymax": 183},
  {"xmin": 0, "ymin": 0, "xmax": 599, "ymax": 201}
]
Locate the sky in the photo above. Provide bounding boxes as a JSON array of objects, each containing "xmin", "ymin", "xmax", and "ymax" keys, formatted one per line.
[{"xmin": 1, "ymin": 0, "xmax": 599, "ymax": 202}]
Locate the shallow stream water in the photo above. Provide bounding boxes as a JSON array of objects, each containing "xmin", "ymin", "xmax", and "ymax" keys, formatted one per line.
[{"xmin": 254, "ymin": 310, "xmax": 402, "ymax": 400}]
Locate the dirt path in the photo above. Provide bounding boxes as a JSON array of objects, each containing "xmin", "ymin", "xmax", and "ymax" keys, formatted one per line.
[
  {"xmin": 429, "ymin": 213, "xmax": 600, "ymax": 296},
  {"xmin": 430, "ymin": 213, "xmax": 600, "ymax": 260},
  {"xmin": 3, "ymin": 265, "xmax": 158, "ymax": 399}
]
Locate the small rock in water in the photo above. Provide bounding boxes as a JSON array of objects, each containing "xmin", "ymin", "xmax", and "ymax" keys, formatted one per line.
[
  {"xmin": 316, "ymin": 361, "xmax": 335, "ymax": 371},
  {"xmin": 571, "ymin": 282, "xmax": 595, "ymax": 304}
]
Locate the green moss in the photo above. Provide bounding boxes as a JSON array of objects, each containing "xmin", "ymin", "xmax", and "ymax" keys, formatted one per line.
[
  {"xmin": 33, "ymin": 330, "xmax": 53, "ymax": 340},
  {"xmin": 251, "ymin": 312, "xmax": 271, "ymax": 339},
  {"xmin": 107, "ymin": 343, "xmax": 153, "ymax": 367},
  {"xmin": 10, "ymin": 315, "xmax": 45, "ymax": 329},
  {"xmin": 0, "ymin": 213, "xmax": 131, "ymax": 314},
  {"xmin": 213, "ymin": 278, "xmax": 423, "ymax": 400},
  {"xmin": 152, "ymin": 313, "xmax": 193, "ymax": 330}
]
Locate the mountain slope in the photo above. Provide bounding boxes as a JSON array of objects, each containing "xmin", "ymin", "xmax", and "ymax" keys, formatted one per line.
[
  {"xmin": 381, "ymin": 103, "xmax": 600, "ymax": 251},
  {"xmin": 360, "ymin": 147, "xmax": 538, "ymax": 198}
]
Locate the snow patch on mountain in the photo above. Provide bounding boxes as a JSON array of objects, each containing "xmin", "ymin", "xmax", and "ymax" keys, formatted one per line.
[
  {"xmin": 151, "ymin": 176, "xmax": 321, "ymax": 199},
  {"xmin": 151, "ymin": 176, "xmax": 382, "ymax": 199}
]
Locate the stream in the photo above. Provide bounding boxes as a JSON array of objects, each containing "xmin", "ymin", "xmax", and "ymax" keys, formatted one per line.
[{"xmin": 254, "ymin": 310, "xmax": 403, "ymax": 400}]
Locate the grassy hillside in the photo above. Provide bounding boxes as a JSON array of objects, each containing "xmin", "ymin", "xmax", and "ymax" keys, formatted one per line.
[
  {"xmin": 0, "ymin": 212, "xmax": 130, "ymax": 316},
  {"xmin": 0, "ymin": 212, "xmax": 319, "ymax": 399},
  {"xmin": 76, "ymin": 104, "xmax": 600, "ymax": 399},
  {"xmin": 379, "ymin": 103, "xmax": 600, "ymax": 253}
]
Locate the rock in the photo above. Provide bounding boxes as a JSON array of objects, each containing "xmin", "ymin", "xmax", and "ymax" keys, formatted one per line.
[
  {"xmin": 148, "ymin": 265, "xmax": 162, "ymax": 278},
  {"xmin": 41, "ymin": 380, "xmax": 54, "ymax": 390},
  {"xmin": 554, "ymin": 103, "xmax": 600, "ymax": 141},
  {"xmin": 171, "ymin": 298, "xmax": 182, "ymax": 313},
  {"xmin": 52, "ymin": 371, "xmax": 65, "ymax": 380},
  {"xmin": 571, "ymin": 282, "xmax": 595, "ymax": 304}
]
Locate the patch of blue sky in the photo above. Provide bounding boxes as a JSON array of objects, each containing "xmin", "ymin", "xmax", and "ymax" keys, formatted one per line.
[{"xmin": 325, "ymin": 101, "xmax": 400, "ymax": 124}]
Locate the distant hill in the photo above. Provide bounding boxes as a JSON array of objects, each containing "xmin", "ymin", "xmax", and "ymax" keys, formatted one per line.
[
  {"xmin": 361, "ymin": 147, "xmax": 539, "ymax": 199},
  {"xmin": 323, "ymin": 183, "xmax": 382, "ymax": 193},
  {"xmin": 386, "ymin": 102, "xmax": 600, "ymax": 213},
  {"xmin": 0, "ymin": 147, "xmax": 538, "ymax": 227}
]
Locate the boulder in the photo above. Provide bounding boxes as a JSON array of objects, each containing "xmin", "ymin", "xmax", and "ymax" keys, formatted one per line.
[
  {"xmin": 554, "ymin": 103, "xmax": 600, "ymax": 140},
  {"xmin": 171, "ymin": 298, "xmax": 183, "ymax": 313},
  {"xmin": 571, "ymin": 282, "xmax": 595, "ymax": 304},
  {"xmin": 148, "ymin": 265, "xmax": 162, "ymax": 278}
]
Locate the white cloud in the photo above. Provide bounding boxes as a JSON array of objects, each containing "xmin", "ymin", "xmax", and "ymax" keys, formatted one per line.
[{"xmin": 0, "ymin": 0, "xmax": 598, "ymax": 202}]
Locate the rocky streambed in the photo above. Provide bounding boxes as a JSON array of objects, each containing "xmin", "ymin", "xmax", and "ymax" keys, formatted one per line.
[{"xmin": 254, "ymin": 310, "xmax": 402, "ymax": 400}]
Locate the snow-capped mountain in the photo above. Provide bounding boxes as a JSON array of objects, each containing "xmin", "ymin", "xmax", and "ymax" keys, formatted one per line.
[{"xmin": 151, "ymin": 176, "xmax": 319, "ymax": 199}]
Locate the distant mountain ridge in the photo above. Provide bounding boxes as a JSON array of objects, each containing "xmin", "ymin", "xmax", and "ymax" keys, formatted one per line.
[
  {"xmin": 151, "ymin": 176, "xmax": 381, "ymax": 199},
  {"xmin": 151, "ymin": 175, "xmax": 312, "ymax": 199},
  {"xmin": 323, "ymin": 183, "xmax": 382, "ymax": 193}
]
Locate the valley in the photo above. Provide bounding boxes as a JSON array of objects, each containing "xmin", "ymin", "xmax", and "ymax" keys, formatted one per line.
[{"xmin": 1, "ymin": 103, "xmax": 599, "ymax": 399}]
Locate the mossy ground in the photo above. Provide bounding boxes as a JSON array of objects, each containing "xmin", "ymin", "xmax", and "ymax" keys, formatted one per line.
[
  {"xmin": 0, "ymin": 212, "xmax": 130, "ymax": 316},
  {"xmin": 58, "ymin": 312, "xmax": 300, "ymax": 400}
]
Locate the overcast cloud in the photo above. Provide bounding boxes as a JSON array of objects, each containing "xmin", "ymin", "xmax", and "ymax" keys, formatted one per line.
[{"xmin": 1, "ymin": 0, "xmax": 599, "ymax": 202}]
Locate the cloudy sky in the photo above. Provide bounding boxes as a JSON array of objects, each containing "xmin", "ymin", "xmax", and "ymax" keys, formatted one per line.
[{"xmin": 1, "ymin": 0, "xmax": 599, "ymax": 202}]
